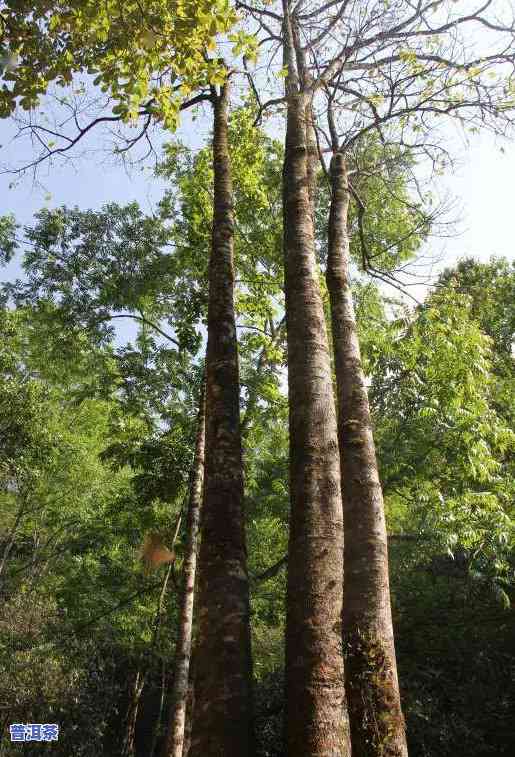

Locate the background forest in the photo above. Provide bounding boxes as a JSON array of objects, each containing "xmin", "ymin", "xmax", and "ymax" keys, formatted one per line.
[
  {"xmin": 1, "ymin": 1, "xmax": 515, "ymax": 756},
  {"xmin": 1, "ymin": 127, "xmax": 513, "ymax": 754}
]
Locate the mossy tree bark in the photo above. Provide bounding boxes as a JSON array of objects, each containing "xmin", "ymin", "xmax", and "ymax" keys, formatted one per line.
[
  {"xmin": 281, "ymin": 6, "xmax": 348, "ymax": 755},
  {"xmin": 325, "ymin": 151, "xmax": 408, "ymax": 757},
  {"xmin": 189, "ymin": 81, "xmax": 254, "ymax": 757}
]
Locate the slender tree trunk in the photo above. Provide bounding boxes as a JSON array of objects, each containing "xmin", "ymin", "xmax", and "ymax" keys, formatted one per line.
[
  {"xmin": 325, "ymin": 152, "xmax": 408, "ymax": 757},
  {"xmin": 161, "ymin": 383, "xmax": 205, "ymax": 757},
  {"xmin": 189, "ymin": 81, "xmax": 254, "ymax": 757},
  {"xmin": 150, "ymin": 659, "xmax": 167, "ymax": 757},
  {"xmin": 281, "ymin": 9, "xmax": 348, "ymax": 751},
  {"xmin": 121, "ymin": 670, "xmax": 146, "ymax": 757}
]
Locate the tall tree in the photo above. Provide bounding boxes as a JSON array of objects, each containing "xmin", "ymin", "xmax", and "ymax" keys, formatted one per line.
[
  {"xmin": 280, "ymin": 5, "xmax": 348, "ymax": 756},
  {"xmin": 2, "ymin": 6, "xmax": 259, "ymax": 744},
  {"xmin": 189, "ymin": 82, "xmax": 254, "ymax": 757},
  {"xmin": 239, "ymin": 4, "xmax": 515, "ymax": 755},
  {"xmin": 325, "ymin": 148, "xmax": 407, "ymax": 757}
]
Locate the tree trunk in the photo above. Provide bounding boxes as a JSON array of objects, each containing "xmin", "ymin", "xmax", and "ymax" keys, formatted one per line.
[
  {"xmin": 150, "ymin": 659, "xmax": 166, "ymax": 757},
  {"xmin": 305, "ymin": 100, "xmax": 318, "ymax": 218},
  {"xmin": 189, "ymin": 81, "xmax": 254, "ymax": 757},
  {"xmin": 325, "ymin": 152, "xmax": 408, "ymax": 757},
  {"xmin": 161, "ymin": 383, "xmax": 205, "ymax": 757},
  {"xmin": 182, "ymin": 653, "xmax": 195, "ymax": 757},
  {"xmin": 281, "ymin": 16, "xmax": 348, "ymax": 748},
  {"xmin": 121, "ymin": 670, "xmax": 146, "ymax": 757}
]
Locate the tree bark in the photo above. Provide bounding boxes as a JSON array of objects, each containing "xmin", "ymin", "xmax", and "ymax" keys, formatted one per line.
[
  {"xmin": 325, "ymin": 152, "xmax": 408, "ymax": 757},
  {"xmin": 181, "ymin": 652, "xmax": 195, "ymax": 757},
  {"xmin": 189, "ymin": 81, "xmax": 254, "ymax": 757},
  {"xmin": 305, "ymin": 101, "xmax": 318, "ymax": 221},
  {"xmin": 161, "ymin": 383, "xmax": 205, "ymax": 757},
  {"xmin": 281, "ymin": 8, "xmax": 348, "ymax": 753}
]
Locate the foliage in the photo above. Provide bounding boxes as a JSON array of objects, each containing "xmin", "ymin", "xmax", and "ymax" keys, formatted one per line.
[
  {"xmin": 438, "ymin": 258, "xmax": 515, "ymax": 357},
  {"xmin": 372, "ymin": 284, "xmax": 514, "ymax": 590},
  {"xmin": 438, "ymin": 257, "xmax": 515, "ymax": 427},
  {"xmin": 4, "ymin": 203, "xmax": 192, "ymax": 346},
  {"xmin": 0, "ymin": 306, "xmax": 191, "ymax": 754},
  {"xmin": 315, "ymin": 138, "xmax": 432, "ymax": 273},
  {"xmin": 392, "ymin": 542, "xmax": 515, "ymax": 757},
  {"xmin": 347, "ymin": 145, "xmax": 431, "ymax": 272},
  {"xmin": 0, "ymin": 0, "xmax": 242, "ymax": 127},
  {"xmin": 0, "ymin": 213, "xmax": 18, "ymax": 263}
]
